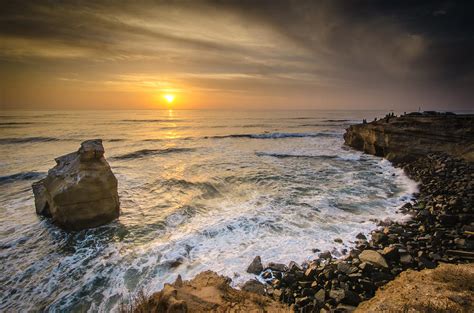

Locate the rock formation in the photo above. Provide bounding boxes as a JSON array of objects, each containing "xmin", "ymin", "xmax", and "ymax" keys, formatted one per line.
[
  {"xmin": 32, "ymin": 139, "xmax": 120, "ymax": 231},
  {"xmin": 355, "ymin": 263, "xmax": 474, "ymax": 312},
  {"xmin": 344, "ymin": 113, "xmax": 474, "ymax": 163},
  {"xmin": 134, "ymin": 271, "xmax": 288, "ymax": 312}
]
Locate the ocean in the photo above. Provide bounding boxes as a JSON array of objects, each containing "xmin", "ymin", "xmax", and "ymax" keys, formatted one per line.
[{"xmin": 0, "ymin": 110, "xmax": 417, "ymax": 311}]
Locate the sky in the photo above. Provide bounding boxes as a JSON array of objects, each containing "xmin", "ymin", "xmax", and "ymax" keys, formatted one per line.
[{"xmin": 1, "ymin": 0, "xmax": 473, "ymax": 110}]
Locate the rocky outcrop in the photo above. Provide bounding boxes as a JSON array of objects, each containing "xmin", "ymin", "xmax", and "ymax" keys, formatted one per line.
[
  {"xmin": 32, "ymin": 139, "xmax": 120, "ymax": 231},
  {"xmin": 134, "ymin": 271, "xmax": 288, "ymax": 312},
  {"xmin": 355, "ymin": 263, "xmax": 474, "ymax": 312},
  {"xmin": 344, "ymin": 114, "xmax": 474, "ymax": 163}
]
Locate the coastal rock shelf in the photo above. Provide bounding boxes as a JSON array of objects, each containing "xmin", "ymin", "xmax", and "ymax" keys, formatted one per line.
[
  {"xmin": 343, "ymin": 113, "xmax": 474, "ymax": 163},
  {"xmin": 32, "ymin": 139, "xmax": 120, "ymax": 231}
]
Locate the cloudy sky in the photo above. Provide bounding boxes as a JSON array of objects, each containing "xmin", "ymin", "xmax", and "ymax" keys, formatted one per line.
[{"xmin": 1, "ymin": 0, "xmax": 473, "ymax": 110}]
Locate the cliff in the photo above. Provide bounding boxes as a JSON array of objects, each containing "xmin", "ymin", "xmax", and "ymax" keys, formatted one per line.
[{"xmin": 343, "ymin": 113, "xmax": 474, "ymax": 163}]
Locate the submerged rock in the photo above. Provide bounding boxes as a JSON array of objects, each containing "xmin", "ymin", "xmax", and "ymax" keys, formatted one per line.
[{"xmin": 32, "ymin": 139, "xmax": 120, "ymax": 230}]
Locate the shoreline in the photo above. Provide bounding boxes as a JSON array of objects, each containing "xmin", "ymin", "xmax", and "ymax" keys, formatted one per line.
[
  {"xmin": 261, "ymin": 151, "xmax": 473, "ymax": 312},
  {"xmin": 131, "ymin": 113, "xmax": 474, "ymax": 312}
]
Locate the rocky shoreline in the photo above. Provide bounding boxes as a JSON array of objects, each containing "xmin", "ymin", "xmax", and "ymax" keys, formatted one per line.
[
  {"xmin": 137, "ymin": 113, "xmax": 473, "ymax": 312},
  {"xmin": 259, "ymin": 151, "xmax": 473, "ymax": 312}
]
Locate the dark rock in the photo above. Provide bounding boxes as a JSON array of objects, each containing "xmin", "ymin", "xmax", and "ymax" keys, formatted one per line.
[
  {"xmin": 302, "ymin": 288, "xmax": 316, "ymax": 296},
  {"xmin": 336, "ymin": 262, "xmax": 352, "ymax": 274},
  {"xmin": 315, "ymin": 289, "xmax": 326, "ymax": 303},
  {"xmin": 320, "ymin": 251, "xmax": 332, "ymax": 259},
  {"xmin": 241, "ymin": 279, "xmax": 266, "ymax": 295},
  {"xmin": 288, "ymin": 261, "xmax": 302, "ymax": 272},
  {"xmin": 329, "ymin": 288, "xmax": 361, "ymax": 306},
  {"xmin": 381, "ymin": 246, "xmax": 399, "ymax": 262},
  {"xmin": 267, "ymin": 262, "xmax": 288, "ymax": 272},
  {"xmin": 418, "ymin": 256, "xmax": 437, "ymax": 269},
  {"xmin": 295, "ymin": 296, "xmax": 311, "ymax": 307},
  {"xmin": 371, "ymin": 232, "xmax": 388, "ymax": 245},
  {"xmin": 356, "ymin": 233, "xmax": 367, "ymax": 240},
  {"xmin": 247, "ymin": 256, "xmax": 263, "ymax": 274},
  {"xmin": 335, "ymin": 304, "xmax": 357, "ymax": 312}
]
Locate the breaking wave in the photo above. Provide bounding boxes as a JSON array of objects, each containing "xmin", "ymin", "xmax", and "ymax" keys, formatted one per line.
[
  {"xmin": 205, "ymin": 132, "xmax": 340, "ymax": 139},
  {"xmin": 0, "ymin": 171, "xmax": 45, "ymax": 185},
  {"xmin": 0, "ymin": 137, "xmax": 60, "ymax": 144},
  {"xmin": 255, "ymin": 152, "xmax": 360, "ymax": 161}
]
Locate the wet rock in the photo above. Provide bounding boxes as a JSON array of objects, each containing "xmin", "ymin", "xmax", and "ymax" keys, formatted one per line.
[
  {"xmin": 329, "ymin": 288, "xmax": 361, "ymax": 306},
  {"xmin": 320, "ymin": 251, "xmax": 332, "ymax": 259},
  {"xmin": 336, "ymin": 304, "xmax": 357, "ymax": 312},
  {"xmin": 336, "ymin": 262, "xmax": 352, "ymax": 274},
  {"xmin": 315, "ymin": 288, "xmax": 326, "ymax": 303},
  {"xmin": 381, "ymin": 246, "xmax": 399, "ymax": 262},
  {"xmin": 356, "ymin": 233, "xmax": 367, "ymax": 240},
  {"xmin": 241, "ymin": 279, "xmax": 266, "ymax": 295},
  {"xmin": 371, "ymin": 232, "xmax": 388, "ymax": 245},
  {"xmin": 267, "ymin": 262, "xmax": 288, "ymax": 272},
  {"xmin": 358, "ymin": 250, "xmax": 389, "ymax": 268},
  {"xmin": 32, "ymin": 139, "xmax": 120, "ymax": 231},
  {"xmin": 400, "ymin": 253, "xmax": 414, "ymax": 266},
  {"xmin": 247, "ymin": 256, "xmax": 263, "ymax": 274}
]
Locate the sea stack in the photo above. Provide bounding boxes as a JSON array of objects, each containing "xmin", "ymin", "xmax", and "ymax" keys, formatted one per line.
[{"xmin": 32, "ymin": 139, "xmax": 120, "ymax": 231}]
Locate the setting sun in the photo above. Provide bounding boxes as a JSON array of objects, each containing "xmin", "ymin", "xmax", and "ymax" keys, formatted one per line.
[{"xmin": 164, "ymin": 94, "xmax": 175, "ymax": 104}]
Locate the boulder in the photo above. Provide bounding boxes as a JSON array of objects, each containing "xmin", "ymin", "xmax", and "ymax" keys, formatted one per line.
[
  {"xmin": 241, "ymin": 279, "xmax": 266, "ymax": 295},
  {"xmin": 247, "ymin": 256, "xmax": 263, "ymax": 274},
  {"xmin": 32, "ymin": 139, "xmax": 120, "ymax": 230},
  {"xmin": 359, "ymin": 250, "xmax": 389, "ymax": 268}
]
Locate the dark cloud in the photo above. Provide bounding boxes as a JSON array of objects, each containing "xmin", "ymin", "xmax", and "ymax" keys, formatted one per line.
[{"xmin": 0, "ymin": 0, "xmax": 473, "ymax": 109}]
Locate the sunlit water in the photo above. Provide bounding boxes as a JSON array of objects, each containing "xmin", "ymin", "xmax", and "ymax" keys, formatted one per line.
[{"xmin": 0, "ymin": 110, "xmax": 418, "ymax": 312}]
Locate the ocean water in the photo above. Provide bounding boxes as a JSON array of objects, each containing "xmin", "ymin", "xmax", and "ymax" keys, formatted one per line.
[{"xmin": 0, "ymin": 110, "xmax": 417, "ymax": 312}]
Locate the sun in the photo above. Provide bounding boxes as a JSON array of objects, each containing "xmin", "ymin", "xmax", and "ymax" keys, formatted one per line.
[{"xmin": 164, "ymin": 94, "xmax": 175, "ymax": 104}]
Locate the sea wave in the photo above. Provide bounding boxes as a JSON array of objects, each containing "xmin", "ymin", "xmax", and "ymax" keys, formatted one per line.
[
  {"xmin": 0, "ymin": 137, "xmax": 60, "ymax": 144},
  {"xmin": 121, "ymin": 119, "xmax": 183, "ymax": 123},
  {"xmin": 255, "ymin": 152, "xmax": 360, "ymax": 161},
  {"xmin": 324, "ymin": 119, "xmax": 353, "ymax": 122},
  {"xmin": 113, "ymin": 147, "xmax": 195, "ymax": 160},
  {"xmin": 0, "ymin": 122, "xmax": 35, "ymax": 127},
  {"xmin": 0, "ymin": 171, "xmax": 45, "ymax": 185},
  {"xmin": 205, "ymin": 132, "xmax": 340, "ymax": 139}
]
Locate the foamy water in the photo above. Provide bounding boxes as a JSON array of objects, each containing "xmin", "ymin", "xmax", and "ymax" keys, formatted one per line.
[{"xmin": 0, "ymin": 110, "xmax": 417, "ymax": 311}]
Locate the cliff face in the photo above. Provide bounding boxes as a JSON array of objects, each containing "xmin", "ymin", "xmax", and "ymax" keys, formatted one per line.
[{"xmin": 344, "ymin": 114, "xmax": 474, "ymax": 163}]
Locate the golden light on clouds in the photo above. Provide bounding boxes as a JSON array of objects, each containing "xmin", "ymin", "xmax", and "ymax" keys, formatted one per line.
[{"xmin": 0, "ymin": 1, "xmax": 472, "ymax": 110}]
